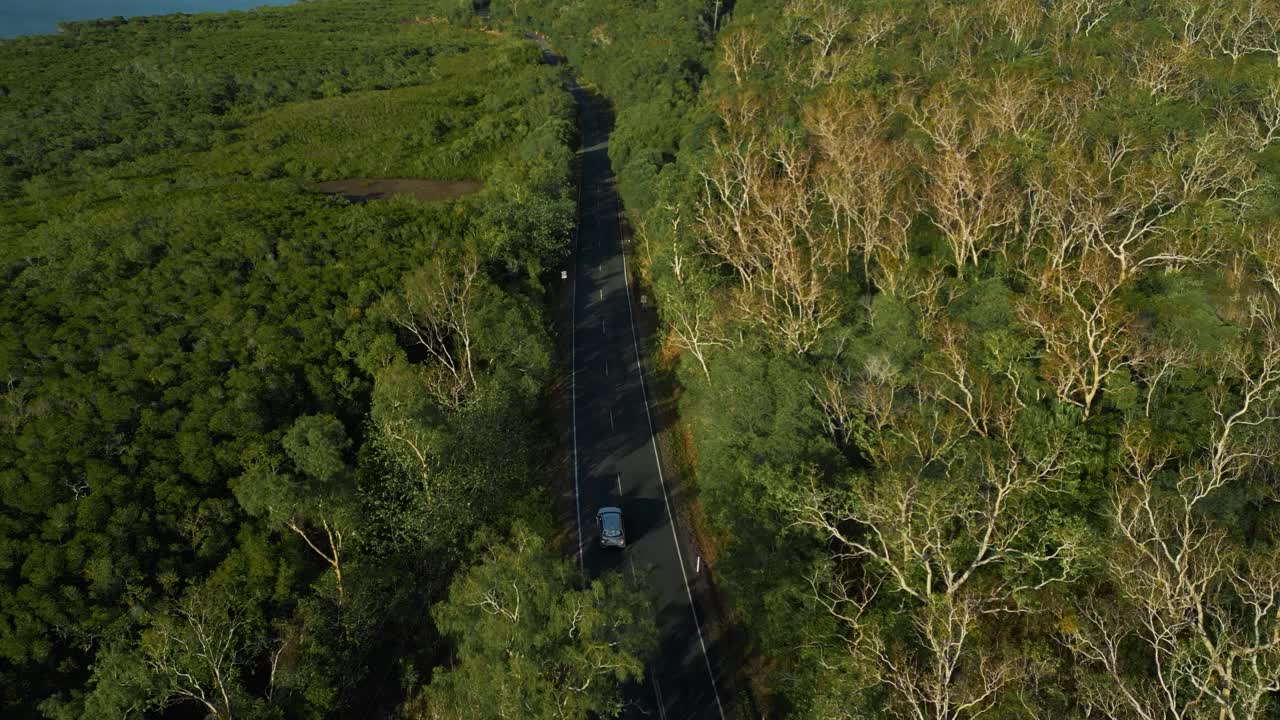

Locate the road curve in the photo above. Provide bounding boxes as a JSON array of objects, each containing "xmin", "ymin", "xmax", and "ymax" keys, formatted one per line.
[{"xmin": 552, "ymin": 47, "xmax": 737, "ymax": 720}]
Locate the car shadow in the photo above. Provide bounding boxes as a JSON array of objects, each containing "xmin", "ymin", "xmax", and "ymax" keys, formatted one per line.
[{"xmin": 617, "ymin": 496, "xmax": 664, "ymax": 546}]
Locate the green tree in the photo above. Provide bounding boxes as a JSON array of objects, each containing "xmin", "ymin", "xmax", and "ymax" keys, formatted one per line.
[
  {"xmin": 410, "ymin": 525, "xmax": 655, "ymax": 720},
  {"xmin": 233, "ymin": 415, "xmax": 356, "ymax": 601},
  {"xmin": 140, "ymin": 582, "xmax": 266, "ymax": 720},
  {"xmin": 282, "ymin": 415, "xmax": 352, "ymax": 485},
  {"xmin": 0, "ymin": 5, "xmax": 575, "ymax": 714},
  {"xmin": 36, "ymin": 640, "xmax": 154, "ymax": 720}
]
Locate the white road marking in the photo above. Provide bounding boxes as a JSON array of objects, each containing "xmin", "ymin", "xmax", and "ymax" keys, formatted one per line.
[
  {"xmin": 573, "ymin": 77, "xmax": 720, "ymax": 716},
  {"xmin": 696, "ymin": 556, "xmax": 701, "ymax": 573},
  {"xmin": 609, "ymin": 407, "xmax": 614, "ymax": 432},
  {"xmin": 620, "ymin": 209, "xmax": 728, "ymax": 720},
  {"xmin": 570, "ymin": 129, "xmax": 585, "ymax": 578},
  {"xmin": 616, "ymin": 472, "xmax": 623, "ymax": 496},
  {"xmin": 605, "ymin": 358, "xmax": 609, "ymax": 376},
  {"xmin": 652, "ymin": 673, "xmax": 669, "ymax": 720},
  {"xmin": 602, "ymin": 319, "xmax": 607, "ymax": 335},
  {"xmin": 599, "ymin": 288, "xmax": 603, "ymax": 301}
]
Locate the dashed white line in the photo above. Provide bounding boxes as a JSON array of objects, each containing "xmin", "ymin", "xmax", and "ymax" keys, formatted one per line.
[
  {"xmin": 570, "ymin": 162, "xmax": 583, "ymax": 578},
  {"xmin": 616, "ymin": 472, "xmax": 623, "ymax": 496},
  {"xmin": 609, "ymin": 407, "xmax": 614, "ymax": 432},
  {"xmin": 573, "ymin": 76, "xmax": 722, "ymax": 718}
]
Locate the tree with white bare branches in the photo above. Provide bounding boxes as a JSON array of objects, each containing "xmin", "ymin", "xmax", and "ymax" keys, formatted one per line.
[
  {"xmin": 1065, "ymin": 328, "xmax": 1280, "ymax": 719},
  {"xmin": 793, "ymin": 329, "xmax": 1085, "ymax": 718},
  {"xmin": 143, "ymin": 584, "xmax": 262, "ymax": 720}
]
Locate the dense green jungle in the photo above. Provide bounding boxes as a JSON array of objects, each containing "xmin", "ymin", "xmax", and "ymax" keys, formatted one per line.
[
  {"xmin": 1, "ymin": 2, "xmax": 653, "ymax": 718},
  {"xmin": 11, "ymin": 0, "xmax": 1280, "ymax": 718}
]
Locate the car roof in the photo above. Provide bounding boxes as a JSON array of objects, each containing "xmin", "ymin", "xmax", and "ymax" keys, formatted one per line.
[
  {"xmin": 598, "ymin": 506, "xmax": 621, "ymax": 515},
  {"xmin": 599, "ymin": 507, "xmax": 623, "ymax": 536}
]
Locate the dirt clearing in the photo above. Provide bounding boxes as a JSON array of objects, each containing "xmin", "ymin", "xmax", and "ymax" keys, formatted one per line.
[{"xmin": 312, "ymin": 178, "xmax": 482, "ymax": 203}]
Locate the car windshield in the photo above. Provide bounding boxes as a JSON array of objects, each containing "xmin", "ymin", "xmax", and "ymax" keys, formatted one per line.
[{"xmin": 602, "ymin": 513, "xmax": 622, "ymax": 537}]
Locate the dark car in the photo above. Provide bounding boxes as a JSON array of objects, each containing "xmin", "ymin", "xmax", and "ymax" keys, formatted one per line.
[{"xmin": 597, "ymin": 506, "xmax": 625, "ymax": 548}]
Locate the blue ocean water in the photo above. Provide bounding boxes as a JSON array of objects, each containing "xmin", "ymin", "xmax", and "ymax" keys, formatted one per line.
[{"xmin": 0, "ymin": 1, "xmax": 298, "ymax": 38}]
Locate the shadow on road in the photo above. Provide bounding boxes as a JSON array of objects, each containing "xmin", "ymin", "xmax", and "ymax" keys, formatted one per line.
[{"xmin": 533, "ymin": 24, "xmax": 751, "ymax": 720}]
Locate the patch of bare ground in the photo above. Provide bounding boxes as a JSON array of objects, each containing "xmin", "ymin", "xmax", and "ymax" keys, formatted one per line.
[{"xmin": 312, "ymin": 178, "xmax": 481, "ymax": 203}]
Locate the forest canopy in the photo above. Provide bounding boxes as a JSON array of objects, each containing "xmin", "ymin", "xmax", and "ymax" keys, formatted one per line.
[
  {"xmin": 494, "ymin": 0, "xmax": 1280, "ymax": 717},
  {"xmin": 15, "ymin": 0, "xmax": 1280, "ymax": 717},
  {"xmin": 0, "ymin": 2, "xmax": 658, "ymax": 718}
]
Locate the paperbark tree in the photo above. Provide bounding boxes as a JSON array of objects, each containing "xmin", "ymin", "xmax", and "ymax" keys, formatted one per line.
[
  {"xmin": 985, "ymin": 0, "xmax": 1045, "ymax": 49},
  {"xmin": 1158, "ymin": 120, "xmax": 1259, "ymax": 215},
  {"xmin": 720, "ymin": 26, "xmax": 768, "ymax": 86},
  {"xmin": 231, "ymin": 415, "xmax": 355, "ymax": 601},
  {"xmin": 698, "ymin": 99, "xmax": 841, "ymax": 353},
  {"xmin": 1131, "ymin": 335, "xmax": 1194, "ymax": 418},
  {"xmin": 976, "ymin": 73, "xmax": 1054, "ymax": 139},
  {"xmin": 370, "ymin": 359, "xmax": 446, "ymax": 490},
  {"xmin": 384, "ymin": 250, "xmax": 482, "ymax": 409},
  {"xmin": 1048, "ymin": 0, "xmax": 1117, "ymax": 38},
  {"xmin": 662, "ymin": 265, "xmax": 732, "ymax": 383},
  {"xmin": 1177, "ymin": 0, "xmax": 1280, "ymax": 65},
  {"xmin": 796, "ymin": 346, "xmax": 1082, "ymax": 718},
  {"xmin": 1253, "ymin": 82, "xmax": 1280, "ymax": 149},
  {"xmin": 784, "ymin": 0, "xmax": 854, "ymax": 88},
  {"xmin": 1244, "ymin": 223, "xmax": 1280, "ymax": 297},
  {"xmin": 1063, "ymin": 320, "xmax": 1280, "ymax": 717},
  {"xmin": 698, "ymin": 95, "xmax": 768, "ymax": 291},
  {"xmin": 1019, "ymin": 249, "xmax": 1134, "ymax": 418},
  {"xmin": 928, "ymin": 145, "xmax": 1020, "ymax": 273},
  {"xmin": 1130, "ymin": 40, "xmax": 1196, "ymax": 98},
  {"xmin": 809, "ymin": 364, "xmax": 864, "ymax": 450},
  {"xmin": 1067, "ymin": 401, "xmax": 1280, "ymax": 719},
  {"xmin": 738, "ymin": 141, "xmax": 841, "ymax": 352},
  {"xmin": 805, "ymin": 90, "xmax": 916, "ymax": 292},
  {"xmin": 867, "ymin": 594, "xmax": 1028, "ymax": 720},
  {"xmin": 906, "ymin": 92, "xmax": 1020, "ymax": 275},
  {"xmin": 143, "ymin": 585, "xmax": 258, "ymax": 720},
  {"xmin": 1022, "ymin": 140, "xmax": 1226, "ymax": 286},
  {"xmin": 851, "ymin": 8, "xmax": 902, "ymax": 49}
]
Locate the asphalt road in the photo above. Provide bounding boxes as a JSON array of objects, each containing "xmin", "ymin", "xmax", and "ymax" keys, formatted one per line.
[{"xmin": 562, "ymin": 68, "xmax": 734, "ymax": 720}]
